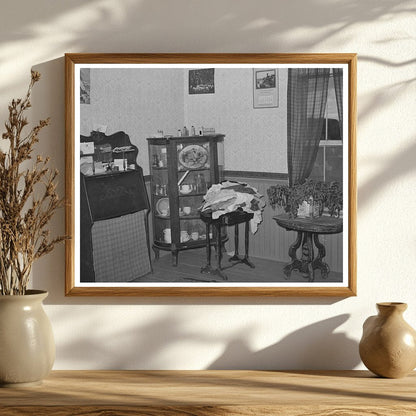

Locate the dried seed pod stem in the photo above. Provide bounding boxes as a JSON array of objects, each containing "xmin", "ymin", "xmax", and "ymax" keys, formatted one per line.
[{"xmin": 0, "ymin": 71, "xmax": 67, "ymax": 295}]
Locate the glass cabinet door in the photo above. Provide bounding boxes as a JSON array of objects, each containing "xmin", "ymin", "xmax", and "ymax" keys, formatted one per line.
[
  {"xmin": 177, "ymin": 141, "xmax": 211, "ymax": 244},
  {"xmin": 149, "ymin": 142, "xmax": 170, "ymax": 245}
]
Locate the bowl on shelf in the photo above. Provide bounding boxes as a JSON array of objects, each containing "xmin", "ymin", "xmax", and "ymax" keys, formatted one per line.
[
  {"xmin": 156, "ymin": 198, "xmax": 169, "ymax": 216},
  {"xmin": 179, "ymin": 184, "xmax": 193, "ymax": 195}
]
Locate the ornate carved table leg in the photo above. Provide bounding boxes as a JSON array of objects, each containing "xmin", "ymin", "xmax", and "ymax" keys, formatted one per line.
[
  {"xmin": 283, "ymin": 231, "xmax": 303, "ymax": 279},
  {"xmin": 300, "ymin": 232, "xmax": 314, "ymax": 282},
  {"xmin": 312, "ymin": 234, "xmax": 330, "ymax": 279}
]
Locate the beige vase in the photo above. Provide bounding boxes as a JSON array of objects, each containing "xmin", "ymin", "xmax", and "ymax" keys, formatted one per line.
[
  {"xmin": 359, "ymin": 302, "xmax": 416, "ymax": 378},
  {"xmin": 0, "ymin": 290, "xmax": 55, "ymax": 387}
]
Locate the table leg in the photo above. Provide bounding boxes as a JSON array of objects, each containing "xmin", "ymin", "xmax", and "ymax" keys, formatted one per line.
[
  {"xmin": 201, "ymin": 223, "xmax": 213, "ymax": 274},
  {"xmin": 201, "ymin": 222, "xmax": 227, "ymax": 280},
  {"xmin": 152, "ymin": 246, "xmax": 160, "ymax": 261},
  {"xmin": 312, "ymin": 234, "xmax": 330, "ymax": 279},
  {"xmin": 171, "ymin": 249, "xmax": 179, "ymax": 267},
  {"xmin": 283, "ymin": 231, "xmax": 303, "ymax": 279},
  {"xmin": 301, "ymin": 232, "xmax": 314, "ymax": 282},
  {"xmin": 215, "ymin": 223, "xmax": 227, "ymax": 280},
  {"xmin": 242, "ymin": 220, "xmax": 255, "ymax": 268},
  {"xmin": 229, "ymin": 224, "xmax": 240, "ymax": 262},
  {"xmin": 229, "ymin": 222, "xmax": 255, "ymax": 268}
]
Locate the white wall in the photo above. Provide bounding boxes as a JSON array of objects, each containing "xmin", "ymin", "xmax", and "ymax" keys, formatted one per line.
[
  {"xmin": 80, "ymin": 68, "xmax": 185, "ymax": 172},
  {"xmin": 0, "ymin": 0, "xmax": 415, "ymax": 370},
  {"xmin": 81, "ymin": 67, "xmax": 287, "ymax": 174},
  {"xmin": 185, "ymin": 68, "xmax": 287, "ymax": 172}
]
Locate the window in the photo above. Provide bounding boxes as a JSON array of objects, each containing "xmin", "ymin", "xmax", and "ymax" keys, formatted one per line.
[{"xmin": 309, "ymin": 71, "xmax": 343, "ymax": 183}]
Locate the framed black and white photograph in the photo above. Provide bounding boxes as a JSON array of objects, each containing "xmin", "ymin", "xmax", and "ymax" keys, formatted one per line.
[
  {"xmin": 253, "ymin": 68, "xmax": 278, "ymax": 108},
  {"xmin": 65, "ymin": 53, "xmax": 356, "ymax": 297}
]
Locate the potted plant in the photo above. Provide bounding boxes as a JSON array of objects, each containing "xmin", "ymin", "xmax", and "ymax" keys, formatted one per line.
[
  {"xmin": 326, "ymin": 181, "xmax": 343, "ymax": 217},
  {"xmin": 285, "ymin": 180, "xmax": 315, "ymax": 218},
  {"xmin": 0, "ymin": 71, "xmax": 65, "ymax": 386},
  {"xmin": 267, "ymin": 183, "xmax": 289, "ymax": 215},
  {"xmin": 268, "ymin": 179, "xmax": 342, "ymax": 219}
]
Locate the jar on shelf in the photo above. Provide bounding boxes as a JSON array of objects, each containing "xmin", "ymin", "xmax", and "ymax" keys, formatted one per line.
[
  {"xmin": 195, "ymin": 173, "xmax": 206, "ymax": 193},
  {"xmin": 160, "ymin": 148, "xmax": 167, "ymax": 166}
]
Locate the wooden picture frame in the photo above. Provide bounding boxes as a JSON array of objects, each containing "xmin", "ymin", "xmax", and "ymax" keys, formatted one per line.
[{"xmin": 65, "ymin": 53, "xmax": 357, "ymax": 297}]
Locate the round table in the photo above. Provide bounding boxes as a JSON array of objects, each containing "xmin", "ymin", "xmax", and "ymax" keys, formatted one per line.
[{"xmin": 273, "ymin": 214, "xmax": 343, "ymax": 282}]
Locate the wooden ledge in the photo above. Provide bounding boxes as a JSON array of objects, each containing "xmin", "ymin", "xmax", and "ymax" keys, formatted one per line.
[{"xmin": 1, "ymin": 370, "xmax": 415, "ymax": 415}]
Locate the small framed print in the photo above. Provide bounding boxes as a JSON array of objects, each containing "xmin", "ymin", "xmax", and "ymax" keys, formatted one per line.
[
  {"xmin": 189, "ymin": 68, "xmax": 215, "ymax": 94},
  {"xmin": 253, "ymin": 68, "xmax": 278, "ymax": 108}
]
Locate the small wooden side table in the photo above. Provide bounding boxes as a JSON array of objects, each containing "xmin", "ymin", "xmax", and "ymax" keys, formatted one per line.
[
  {"xmin": 200, "ymin": 210, "xmax": 254, "ymax": 280},
  {"xmin": 274, "ymin": 214, "xmax": 343, "ymax": 282}
]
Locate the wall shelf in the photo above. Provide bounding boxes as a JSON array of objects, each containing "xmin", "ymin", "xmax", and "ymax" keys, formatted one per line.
[{"xmin": 1, "ymin": 370, "xmax": 414, "ymax": 415}]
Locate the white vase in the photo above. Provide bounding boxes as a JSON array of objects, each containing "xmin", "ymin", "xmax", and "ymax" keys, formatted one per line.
[{"xmin": 0, "ymin": 290, "xmax": 55, "ymax": 387}]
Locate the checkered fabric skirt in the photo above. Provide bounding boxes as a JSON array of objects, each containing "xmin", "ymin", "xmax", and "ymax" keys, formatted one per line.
[{"xmin": 91, "ymin": 211, "xmax": 151, "ymax": 282}]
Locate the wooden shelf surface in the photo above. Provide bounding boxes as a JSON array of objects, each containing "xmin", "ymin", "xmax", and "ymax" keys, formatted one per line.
[{"xmin": 1, "ymin": 370, "xmax": 415, "ymax": 415}]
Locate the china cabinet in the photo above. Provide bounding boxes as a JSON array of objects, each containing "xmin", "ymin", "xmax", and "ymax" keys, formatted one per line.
[{"xmin": 147, "ymin": 135, "xmax": 225, "ymax": 265}]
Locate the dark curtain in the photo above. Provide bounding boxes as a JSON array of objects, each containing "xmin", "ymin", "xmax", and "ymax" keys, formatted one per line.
[
  {"xmin": 287, "ymin": 68, "xmax": 330, "ymax": 186},
  {"xmin": 333, "ymin": 69, "xmax": 343, "ymax": 140}
]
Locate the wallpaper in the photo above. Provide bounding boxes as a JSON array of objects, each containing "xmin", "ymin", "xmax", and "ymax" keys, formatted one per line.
[
  {"xmin": 184, "ymin": 68, "xmax": 288, "ymax": 174},
  {"xmin": 80, "ymin": 68, "xmax": 185, "ymax": 174},
  {"xmin": 80, "ymin": 67, "xmax": 288, "ymax": 175}
]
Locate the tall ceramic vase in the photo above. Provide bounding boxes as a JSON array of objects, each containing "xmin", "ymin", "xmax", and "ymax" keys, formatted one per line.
[
  {"xmin": 0, "ymin": 290, "xmax": 55, "ymax": 387},
  {"xmin": 359, "ymin": 302, "xmax": 416, "ymax": 378}
]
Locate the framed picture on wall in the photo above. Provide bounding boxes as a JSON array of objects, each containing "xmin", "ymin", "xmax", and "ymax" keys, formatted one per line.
[
  {"xmin": 189, "ymin": 68, "xmax": 215, "ymax": 94},
  {"xmin": 253, "ymin": 68, "xmax": 279, "ymax": 108},
  {"xmin": 65, "ymin": 53, "xmax": 357, "ymax": 297}
]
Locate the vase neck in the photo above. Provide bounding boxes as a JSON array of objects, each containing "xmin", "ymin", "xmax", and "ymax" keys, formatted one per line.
[{"xmin": 377, "ymin": 302, "xmax": 407, "ymax": 316}]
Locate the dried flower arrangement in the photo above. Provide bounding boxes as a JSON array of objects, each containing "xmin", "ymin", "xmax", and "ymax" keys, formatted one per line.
[{"xmin": 0, "ymin": 71, "xmax": 66, "ymax": 295}]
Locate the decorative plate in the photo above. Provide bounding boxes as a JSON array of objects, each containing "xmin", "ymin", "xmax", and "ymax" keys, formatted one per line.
[
  {"xmin": 155, "ymin": 198, "xmax": 169, "ymax": 216},
  {"xmin": 178, "ymin": 145, "xmax": 208, "ymax": 169}
]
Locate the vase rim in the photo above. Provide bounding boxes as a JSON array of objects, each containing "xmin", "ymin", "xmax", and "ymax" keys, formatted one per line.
[
  {"xmin": 0, "ymin": 289, "xmax": 48, "ymax": 301},
  {"xmin": 377, "ymin": 302, "xmax": 407, "ymax": 311}
]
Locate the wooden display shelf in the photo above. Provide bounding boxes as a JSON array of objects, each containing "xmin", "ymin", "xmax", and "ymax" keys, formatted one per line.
[{"xmin": 1, "ymin": 370, "xmax": 415, "ymax": 415}]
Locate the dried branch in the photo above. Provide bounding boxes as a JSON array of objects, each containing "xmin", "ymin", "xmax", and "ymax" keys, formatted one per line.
[{"xmin": 0, "ymin": 71, "xmax": 67, "ymax": 295}]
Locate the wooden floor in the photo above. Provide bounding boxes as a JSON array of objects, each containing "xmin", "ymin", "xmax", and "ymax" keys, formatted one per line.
[{"xmin": 135, "ymin": 248, "xmax": 342, "ymax": 283}]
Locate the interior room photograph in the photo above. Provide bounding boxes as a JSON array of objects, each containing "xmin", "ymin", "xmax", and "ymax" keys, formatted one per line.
[
  {"xmin": 0, "ymin": 1, "xmax": 415, "ymax": 415},
  {"xmin": 78, "ymin": 65, "xmax": 345, "ymax": 286}
]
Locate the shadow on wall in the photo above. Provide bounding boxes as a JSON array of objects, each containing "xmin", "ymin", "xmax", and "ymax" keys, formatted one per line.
[
  {"xmin": 208, "ymin": 314, "xmax": 360, "ymax": 370},
  {"xmin": 24, "ymin": 1, "xmax": 415, "ymax": 303},
  {"xmin": 54, "ymin": 311, "xmax": 215, "ymax": 369},
  {"xmin": 0, "ymin": 0, "xmax": 414, "ymax": 96},
  {"xmin": 53, "ymin": 308, "xmax": 359, "ymax": 370},
  {"xmin": 358, "ymin": 137, "xmax": 416, "ymax": 210}
]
